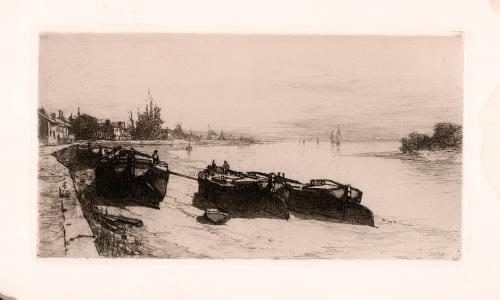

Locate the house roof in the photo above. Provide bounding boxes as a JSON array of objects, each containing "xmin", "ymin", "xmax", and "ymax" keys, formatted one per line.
[{"xmin": 39, "ymin": 111, "xmax": 71, "ymax": 127}]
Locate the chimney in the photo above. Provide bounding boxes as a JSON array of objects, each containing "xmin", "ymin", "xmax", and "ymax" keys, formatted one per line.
[{"xmin": 58, "ymin": 110, "xmax": 64, "ymax": 120}]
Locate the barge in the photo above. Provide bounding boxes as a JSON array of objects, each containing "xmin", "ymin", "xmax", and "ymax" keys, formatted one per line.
[
  {"xmin": 284, "ymin": 179, "xmax": 374, "ymax": 226},
  {"xmin": 197, "ymin": 162, "xmax": 374, "ymax": 226},
  {"xmin": 95, "ymin": 148, "xmax": 169, "ymax": 208},
  {"xmin": 197, "ymin": 165, "xmax": 290, "ymax": 219}
]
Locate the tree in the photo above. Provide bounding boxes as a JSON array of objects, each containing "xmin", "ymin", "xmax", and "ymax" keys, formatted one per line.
[
  {"xmin": 400, "ymin": 132, "xmax": 431, "ymax": 153},
  {"xmin": 69, "ymin": 113, "xmax": 100, "ymax": 140},
  {"xmin": 431, "ymin": 122, "xmax": 462, "ymax": 149},
  {"xmin": 218, "ymin": 130, "xmax": 226, "ymax": 140},
  {"xmin": 171, "ymin": 122, "xmax": 187, "ymax": 139},
  {"xmin": 128, "ymin": 111, "xmax": 135, "ymax": 133},
  {"xmin": 102, "ymin": 119, "xmax": 113, "ymax": 139},
  {"xmin": 400, "ymin": 122, "xmax": 462, "ymax": 153},
  {"xmin": 132, "ymin": 90, "xmax": 164, "ymax": 140},
  {"xmin": 206, "ymin": 125, "xmax": 217, "ymax": 140}
]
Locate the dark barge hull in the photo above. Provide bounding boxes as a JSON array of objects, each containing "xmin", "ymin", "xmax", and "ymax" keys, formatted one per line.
[
  {"xmin": 95, "ymin": 158, "xmax": 169, "ymax": 208},
  {"xmin": 285, "ymin": 187, "xmax": 374, "ymax": 226},
  {"xmin": 197, "ymin": 174, "xmax": 289, "ymax": 219}
]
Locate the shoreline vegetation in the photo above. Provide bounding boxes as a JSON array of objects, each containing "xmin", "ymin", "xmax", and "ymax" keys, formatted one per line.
[
  {"xmin": 400, "ymin": 122, "xmax": 462, "ymax": 154},
  {"xmin": 47, "ymin": 90, "xmax": 463, "ymax": 148},
  {"xmin": 65, "ymin": 89, "xmax": 258, "ymax": 146}
]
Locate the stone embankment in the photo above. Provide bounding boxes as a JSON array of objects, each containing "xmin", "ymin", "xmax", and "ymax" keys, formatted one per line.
[{"xmin": 38, "ymin": 145, "xmax": 98, "ymax": 257}]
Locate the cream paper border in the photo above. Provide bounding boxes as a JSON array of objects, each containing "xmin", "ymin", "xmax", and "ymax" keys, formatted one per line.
[{"xmin": 1, "ymin": 0, "xmax": 499, "ymax": 299}]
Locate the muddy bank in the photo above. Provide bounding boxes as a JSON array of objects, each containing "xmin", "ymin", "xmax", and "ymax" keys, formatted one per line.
[{"xmin": 51, "ymin": 145, "xmax": 195, "ymax": 257}]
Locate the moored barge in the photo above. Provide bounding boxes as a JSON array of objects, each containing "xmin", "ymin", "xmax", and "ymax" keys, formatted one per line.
[
  {"xmin": 284, "ymin": 179, "xmax": 374, "ymax": 226},
  {"xmin": 197, "ymin": 161, "xmax": 374, "ymax": 226},
  {"xmin": 197, "ymin": 164, "xmax": 290, "ymax": 219},
  {"xmin": 95, "ymin": 148, "xmax": 169, "ymax": 208}
]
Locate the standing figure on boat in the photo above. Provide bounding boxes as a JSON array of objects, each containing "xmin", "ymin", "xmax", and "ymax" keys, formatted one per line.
[
  {"xmin": 222, "ymin": 160, "xmax": 230, "ymax": 174},
  {"xmin": 152, "ymin": 150, "xmax": 160, "ymax": 165},
  {"xmin": 211, "ymin": 160, "xmax": 217, "ymax": 170},
  {"xmin": 346, "ymin": 184, "xmax": 352, "ymax": 198},
  {"xmin": 127, "ymin": 148, "xmax": 136, "ymax": 175},
  {"xmin": 267, "ymin": 173, "xmax": 275, "ymax": 191}
]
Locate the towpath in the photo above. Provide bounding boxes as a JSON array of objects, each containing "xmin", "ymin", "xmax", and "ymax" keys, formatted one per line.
[{"xmin": 38, "ymin": 145, "xmax": 98, "ymax": 257}]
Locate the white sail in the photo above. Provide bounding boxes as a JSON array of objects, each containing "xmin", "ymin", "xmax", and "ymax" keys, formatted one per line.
[{"xmin": 335, "ymin": 125, "xmax": 342, "ymax": 145}]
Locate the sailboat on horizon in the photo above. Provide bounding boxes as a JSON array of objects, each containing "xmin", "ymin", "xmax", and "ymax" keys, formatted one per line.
[
  {"xmin": 329, "ymin": 125, "xmax": 342, "ymax": 146},
  {"xmin": 335, "ymin": 125, "xmax": 342, "ymax": 146}
]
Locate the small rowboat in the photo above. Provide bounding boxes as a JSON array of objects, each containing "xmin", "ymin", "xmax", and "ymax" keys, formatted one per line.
[
  {"xmin": 204, "ymin": 208, "xmax": 230, "ymax": 224},
  {"xmin": 100, "ymin": 214, "xmax": 144, "ymax": 227}
]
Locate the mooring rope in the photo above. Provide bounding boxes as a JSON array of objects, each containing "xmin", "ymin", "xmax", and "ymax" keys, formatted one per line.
[{"xmin": 169, "ymin": 170, "xmax": 198, "ymax": 181}]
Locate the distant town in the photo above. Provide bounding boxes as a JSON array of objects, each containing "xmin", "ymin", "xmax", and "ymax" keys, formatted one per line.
[{"xmin": 38, "ymin": 94, "xmax": 257, "ymax": 146}]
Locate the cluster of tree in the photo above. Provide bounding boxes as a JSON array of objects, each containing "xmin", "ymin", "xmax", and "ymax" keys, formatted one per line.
[
  {"xmin": 400, "ymin": 122, "xmax": 462, "ymax": 153},
  {"xmin": 214, "ymin": 129, "xmax": 256, "ymax": 144},
  {"xmin": 69, "ymin": 113, "xmax": 101, "ymax": 140},
  {"xmin": 206, "ymin": 128, "xmax": 218, "ymax": 140},
  {"xmin": 167, "ymin": 123, "xmax": 202, "ymax": 140},
  {"xmin": 170, "ymin": 123, "xmax": 188, "ymax": 139},
  {"xmin": 236, "ymin": 135, "xmax": 256, "ymax": 144},
  {"xmin": 129, "ymin": 90, "xmax": 164, "ymax": 140},
  {"xmin": 68, "ymin": 110, "xmax": 129, "ymax": 140},
  {"xmin": 68, "ymin": 113, "xmax": 121, "ymax": 140},
  {"xmin": 65, "ymin": 90, "xmax": 259, "ymax": 143}
]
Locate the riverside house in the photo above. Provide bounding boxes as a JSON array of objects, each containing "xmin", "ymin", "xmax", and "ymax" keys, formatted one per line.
[
  {"xmin": 38, "ymin": 108, "xmax": 72, "ymax": 145},
  {"xmin": 112, "ymin": 121, "xmax": 131, "ymax": 141}
]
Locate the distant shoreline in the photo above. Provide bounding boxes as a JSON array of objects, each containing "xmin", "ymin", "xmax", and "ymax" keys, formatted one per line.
[
  {"xmin": 71, "ymin": 138, "xmax": 266, "ymax": 151},
  {"xmin": 73, "ymin": 138, "xmax": 402, "ymax": 144},
  {"xmin": 71, "ymin": 138, "xmax": 401, "ymax": 149}
]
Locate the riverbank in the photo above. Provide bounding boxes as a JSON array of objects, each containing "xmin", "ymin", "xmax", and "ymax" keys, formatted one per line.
[
  {"xmin": 49, "ymin": 145, "xmax": 199, "ymax": 257},
  {"xmin": 38, "ymin": 145, "xmax": 98, "ymax": 257},
  {"xmin": 74, "ymin": 137, "xmax": 263, "ymax": 151}
]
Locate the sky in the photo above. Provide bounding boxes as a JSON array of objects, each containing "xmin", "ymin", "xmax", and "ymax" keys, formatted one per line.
[{"xmin": 39, "ymin": 34, "xmax": 463, "ymax": 141}]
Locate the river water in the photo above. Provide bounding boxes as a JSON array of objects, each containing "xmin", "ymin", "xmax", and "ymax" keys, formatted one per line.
[{"xmin": 113, "ymin": 140, "xmax": 461, "ymax": 259}]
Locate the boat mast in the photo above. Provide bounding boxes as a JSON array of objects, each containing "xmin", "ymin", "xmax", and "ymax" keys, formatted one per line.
[
  {"xmin": 335, "ymin": 125, "xmax": 342, "ymax": 145},
  {"xmin": 187, "ymin": 130, "xmax": 192, "ymax": 151}
]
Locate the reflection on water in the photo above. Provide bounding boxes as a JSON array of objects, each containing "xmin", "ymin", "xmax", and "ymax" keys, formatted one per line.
[
  {"xmin": 124, "ymin": 141, "xmax": 461, "ymax": 259},
  {"xmin": 138, "ymin": 141, "xmax": 460, "ymax": 228}
]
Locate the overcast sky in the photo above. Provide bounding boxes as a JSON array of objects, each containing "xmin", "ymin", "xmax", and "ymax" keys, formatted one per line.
[{"xmin": 39, "ymin": 34, "xmax": 462, "ymax": 140}]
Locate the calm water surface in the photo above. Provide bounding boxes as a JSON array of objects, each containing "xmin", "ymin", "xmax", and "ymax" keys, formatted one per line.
[{"xmin": 126, "ymin": 141, "xmax": 461, "ymax": 259}]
